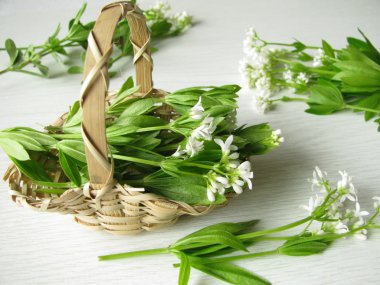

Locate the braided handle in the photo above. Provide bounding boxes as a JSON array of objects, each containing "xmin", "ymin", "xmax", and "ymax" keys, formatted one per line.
[{"xmin": 81, "ymin": 2, "xmax": 153, "ymax": 187}]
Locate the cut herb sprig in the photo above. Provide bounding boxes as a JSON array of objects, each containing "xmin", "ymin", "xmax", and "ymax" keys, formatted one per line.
[
  {"xmin": 99, "ymin": 168, "xmax": 380, "ymax": 285},
  {"xmin": 240, "ymin": 29, "xmax": 380, "ymax": 131},
  {"xmin": 0, "ymin": 1, "xmax": 193, "ymax": 77}
]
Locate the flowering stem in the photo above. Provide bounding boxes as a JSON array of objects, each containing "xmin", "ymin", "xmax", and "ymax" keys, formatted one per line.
[
  {"xmin": 99, "ymin": 247, "xmax": 170, "ymax": 261},
  {"xmin": 238, "ymin": 216, "xmax": 313, "ymax": 240},
  {"xmin": 346, "ymin": 104, "xmax": 380, "ymax": 114}
]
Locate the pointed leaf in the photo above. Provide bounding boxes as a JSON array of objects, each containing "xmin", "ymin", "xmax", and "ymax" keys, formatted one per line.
[{"xmin": 192, "ymin": 262, "xmax": 271, "ymax": 285}]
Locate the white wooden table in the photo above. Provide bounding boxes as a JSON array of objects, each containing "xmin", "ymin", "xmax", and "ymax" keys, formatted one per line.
[{"xmin": 0, "ymin": 0, "xmax": 379, "ymax": 284}]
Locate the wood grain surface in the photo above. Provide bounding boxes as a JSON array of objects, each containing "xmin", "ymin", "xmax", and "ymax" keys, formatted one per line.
[{"xmin": 0, "ymin": 0, "xmax": 379, "ymax": 284}]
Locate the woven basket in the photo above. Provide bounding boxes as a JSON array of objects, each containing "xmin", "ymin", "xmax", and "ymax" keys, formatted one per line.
[{"xmin": 3, "ymin": 1, "xmax": 234, "ymax": 235}]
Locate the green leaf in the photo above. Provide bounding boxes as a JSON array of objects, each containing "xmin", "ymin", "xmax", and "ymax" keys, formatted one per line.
[
  {"xmin": 192, "ymin": 262, "xmax": 271, "ymax": 285},
  {"xmin": 37, "ymin": 64, "xmax": 49, "ymax": 77},
  {"xmin": 292, "ymin": 40, "xmax": 306, "ymax": 52},
  {"xmin": 143, "ymin": 170, "xmax": 226, "ymax": 205},
  {"xmin": 234, "ymin": 123, "xmax": 278, "ymax": 155},
  {"xmin": 58, "ymin": 150, "xmax": 82, "ymax": 186},
  {"xmin": 67, "ymin": 66, "xmax": 83, "ymax": 74},
  {"xmin": 56, "ymin": 140, "xmax": 86, "ymax": 163},
  {"xmin": 278, "ymin": 240, "xmax": 329, "ymax": 256},
  {"xmin": 0, "ymin": 138, "xmax": 30, "ymax": 161},
  {"xmin": 356, "ymin": 92, "xmax": 380, "ymax": 121},
  {"xmin": 10, "ymin": 157, "xmax": 51, "ymax": 182},
  {"xmin": 0, "ymin": 132, "xmax": 45, "ymax": 151},
  {"xmin": 322, "ymin": 40, "xmax": 335, "ymax": 58},
  {"xmin": 306, "ymin": 80, "xmax": 345, "ymax": 115},
  {"xmin": 178, "ymin": 252, "xmax": 191, "ymax": 285},
  {"xmin": 5, "ymin": 128, "xmax": 57, "ymax": 146},
  {"xmin": 5, "ymin": 38, "xmax": 18, "ymax": 65},
  {"xmin": 119, "ymin": 76, "xmax": 134, "ymax": 94},
  {"xmin": 172, "ymin": 229, "xmax": 247, "ymax": 252},
  {"xmin": 117, "ymin": 98, "xmax": 161, "ymax": 118},
  {"xmin": 186, "ymin": 220, "xmax": 259, "ymax": 237}
]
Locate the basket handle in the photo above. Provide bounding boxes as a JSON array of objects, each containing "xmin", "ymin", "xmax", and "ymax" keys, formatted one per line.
[{"xmin": 80, "ymin": 2, "xmax": 153, "ymax": 188}]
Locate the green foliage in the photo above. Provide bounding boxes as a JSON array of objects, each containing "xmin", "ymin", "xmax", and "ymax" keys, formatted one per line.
[
  {"xmin": 0, "ymin": 79, "xmax": 279, "ymax": 204},
  {"xmin": 0, "ymin": 2, "xmax": 193, "ymax": 77}
]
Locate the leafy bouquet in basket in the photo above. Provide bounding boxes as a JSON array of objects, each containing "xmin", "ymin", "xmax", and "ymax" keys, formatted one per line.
[{"xmin": 0, "ymin": 2, "xmax": 281, "ymax": 234}]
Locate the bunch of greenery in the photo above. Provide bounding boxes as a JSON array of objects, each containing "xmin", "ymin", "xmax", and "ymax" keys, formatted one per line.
[
  {"xmin": 240, "ymin": 29, "xmax": 380, "ymax": 131},
  {"xmin": 99, "ymin": 167, "xmax": 380, "ymax": 284},
  {"xmin": 0, "ymin": 77, "xmax": 281, "ymax": 205},
  {"xmin": 0, "ymin": 1, "xmax": 192, "ymax": 77}
]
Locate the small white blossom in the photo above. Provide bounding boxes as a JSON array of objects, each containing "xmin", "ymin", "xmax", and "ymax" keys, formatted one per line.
[
  {"xmin": 283, "ymin": 70, "xmax": 293, "ymax": 83},
  {"xmin": 214, "ymin": 135, "xmax": 239, "ymax": 159},
  {"xmin": 185, "ymin": 136, "xmax": 204, "ymax": 157},
  {"xmin": 373, "ymin": 196, "xmax": 380, "ymax": 211},
  {"xmin": 172, "ymin": 145, "xmax": 185, "ymax": 157},
  {"xmin": 169, "ymin": 11, "xmax": 192, "ymax": 32},
  {"xmin": 191, "ymin": 117, "xmax": 216, "ymax": 141},
  {"xmin": 313, "ymin": 48, "xmax": 325, "ymax": 67},
  {"xmin": 337, "ymin": 171, "xmax": 356, "ymax": 202},
  {"xmin": 310, "ymin": 166, "xmax": 328, "ymax": 191},
  {"xmin": 296, "ymin": 72, "xmax": 309, "ymax": 85},
  {"xmin": 323, "ymin": 221, "xmax": 349, "ymax": 234},
  {"xmin": 252, "ymin": 89, "xmax": 272, "ymax": 115},
  {"xmin": 353, "ymin": 202, "xmax": 370, "ymax": 223},
  {"xmin": 271, "ymin": 129, "xmax": 284, "ymax": 145},
  {"xmin": 301, "ymin": 194, "xmax": 323, "ymax": 214},
  {"xmin": 236, "ymin": 161, "xmax": 254, "ymax": 190},
  {"xmin": 189, "ymin": 97, "xmax": 204, "ymax": 120}
]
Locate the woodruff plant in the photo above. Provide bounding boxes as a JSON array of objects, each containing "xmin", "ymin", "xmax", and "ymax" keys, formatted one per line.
[
  {"xmin": 0, "ymin": 1, "xmax": 192, "ymax": 77},
  {"xmin": 239, "ymin": 29, "xmax": 380, "ymax": 131},
  {"xmin": 99, "ymin": 167, "xmax": 380, "ymax": 285}
]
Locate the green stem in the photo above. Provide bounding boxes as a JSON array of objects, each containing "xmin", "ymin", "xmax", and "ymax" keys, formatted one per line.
[
  {"xmin": 265, "ymin": 41, "xmax": 321, "ymax": 50},
  {"xmin": 271, "ymin": 96, "xmax": 308, "ymax": 103},
  {"xmin": 99, "ymin": 247, "xmax": 170, "ymax": 261},
  {"xmin": 346, "ymin": 104, "xmax": 380, "ymax": 114},
  {"xmin": 112, "ymin": 154, "xmax": 162, "ymax": 167},
  {"xmin": 238, "ymin": 216, "xmax": 313, "ymax": 240},
  {"xmin": 137, "ymin": 125, "xmax": 170, "ymax": 132}
]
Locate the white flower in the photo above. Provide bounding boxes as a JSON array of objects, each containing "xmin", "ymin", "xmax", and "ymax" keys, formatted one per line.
[
  {"xmin": 207, "ymin": 188, "xmax": 216, "ymax": 202},
  {"xmin": 353, "ymin": 202, "xmax": 370, "ymax": 223},
  {"xmin": 323, "ymin": 221, "xmax": 349, "ymax": 234},
  {"xmin": 313, "ymin": 48, "xmax": 325, "ymax": 67},
  {"xmin": 172, "ymin": 145, "xmax": 185, "ymax": 157},
  {"xmin": 214, "ymin": 135, "xmax": 238, "ymax": 158},
  {"xmin": 252, "ymin": 89, "xmax": 272, "ymax": 115},
  {"xmin": 296, "ymin": 72, "xmax": 309, "ymax": 85},
  {"xmin": 337, "ymin": 171, "xmax": 356, "ymax": 202},
  {"xmin": 310, "ymin": 166, "xmax": 327, "ymax": 191},
  {"xmin": 283, "ymin": 70, "xmax": 293, "ymax": 83},
  {"xmin": 243, "ymin": 28, "xmax": 263, "ymax": 56},
  {"xmin": 169, "ymin": 11, "xmax": 192, "ymax": 32},
  {"xmin": 191, "ymin": 117, "xmax": 216, "ymax": 141},
  {"xmin": 185, "ymin": 136, "xmax": 204, "ymax": 157},
  {"xmin": 301, "ymin": 194, "xmax": 323, "ymax": 214},
  {"xmin": 237, "ymin": 161, "xmax": 254, "ymax": 190},
  {"xmin": 271, "ymin": 129, "xmax": 284, "ymax": 145},
  {"xmin": 189, "ymin": 97, "xmax": 204, "ymax": 120},
  {"xmin": 373, "ymin": 196, "xmax": 380, "ymax": 211},
  {"xmin": 354, "ymin": 228, "xmax": 368, "ymax": 240},
  {"xmin": 206, "ymin": 172, "xmax": 231, "ymax": 201}
]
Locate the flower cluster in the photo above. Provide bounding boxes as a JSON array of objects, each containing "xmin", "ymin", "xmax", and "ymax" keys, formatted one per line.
[
  {"xmin": 205, "ymin": 135, "xmax": 254, "ymax": 201},
  {"xmin": 173, "ymin": 98, "xmax": 216, "ymax": 157},
  {"xmin": 144, "ymin": 1, "xmax": 192, "ymax": 33},
  {"xmin": 239, "ymin": 29, "xmax": 315, "ymax": 114},
  {"xmin": 302, "ymin": 167, "xmax": 376, "ymax": 240}
]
